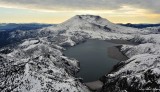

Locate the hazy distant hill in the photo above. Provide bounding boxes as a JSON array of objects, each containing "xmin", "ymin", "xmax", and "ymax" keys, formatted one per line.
[
  {"xmin": 0, "ymin": 23, "xmax": 54, "ymax": 47},
  {"xmin": 119, "ymin": 23, "xmax": 160, "ymax": 28},
  {"xmin": 0, "ymin": 23, "xmax": 53, "ymax": 31}
]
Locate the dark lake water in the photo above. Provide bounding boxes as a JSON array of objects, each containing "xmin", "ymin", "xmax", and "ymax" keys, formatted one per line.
[{"xmin": 63, "ymin": 39, "xmax": 121, "ymax": 82}]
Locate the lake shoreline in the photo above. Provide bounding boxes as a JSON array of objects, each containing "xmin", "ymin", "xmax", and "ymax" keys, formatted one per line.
[
  {"xmin": 105, "ymin": 39, "xmax": 138, "ymax": 45},
  {"xmin": 107, "ymin": 45, "xmax": 128, "ymax": 61},
  {"xmin": 85, "ymin": 39, "xmax": 137, "ymax": 91},
  {"xmin": 64, "ymin": 39, "xmax": 137, "ymax": 91}
]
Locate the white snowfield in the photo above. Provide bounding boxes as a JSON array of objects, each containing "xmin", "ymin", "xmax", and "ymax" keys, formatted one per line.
[{"xmin": 0, "ymin": 15, "xmax": 160, "ymax": 92}]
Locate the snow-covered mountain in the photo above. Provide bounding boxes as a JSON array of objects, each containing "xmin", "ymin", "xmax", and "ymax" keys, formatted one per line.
[
  {"xmin": 0, "ymin": 15, "xmax": 160, "ymax": 92},
  {"xmin": 0, "ymin": 15, "xmax": 155, "ymax": 47},
  {"xmin": 56, "ymin": 15, "xmax": 151, "ymax": 34}
]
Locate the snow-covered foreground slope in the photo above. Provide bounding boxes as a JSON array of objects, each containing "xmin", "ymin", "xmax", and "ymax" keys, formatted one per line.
[
  {"xmin": 101, "ymin": 53, "xmax": 160, "ymax": 92},
  {"xmin": 0, "ymin": 38, "xmax": 90, "ymax": 92},
  {"xmin": 0, "ymin": 15, "xmax": 160, "ymax": 92}
]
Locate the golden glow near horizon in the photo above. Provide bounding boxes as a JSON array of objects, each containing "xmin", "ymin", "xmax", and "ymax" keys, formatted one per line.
[{"xmin": 0, "ymin": 5, "xmax": 160, "ymax": 24}]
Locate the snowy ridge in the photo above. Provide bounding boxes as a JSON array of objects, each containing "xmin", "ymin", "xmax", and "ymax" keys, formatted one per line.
[
  {"xmin": 121, "ymin": 43, "xmax": 160, "ymax": 58},
  {"xmin": 145, "ymin": 26, "xmax": 160, "ymax": 33}
]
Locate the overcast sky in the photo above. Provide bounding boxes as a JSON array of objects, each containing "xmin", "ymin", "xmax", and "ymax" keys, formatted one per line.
[{"xmin": 0, "ymin": 0, "xmax": 160, "ymax": 23}]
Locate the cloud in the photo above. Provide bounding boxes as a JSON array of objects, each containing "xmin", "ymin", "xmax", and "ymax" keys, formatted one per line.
[{"xmin": 0, "ymin": 0, "xmax": 159, "ymax": 13}]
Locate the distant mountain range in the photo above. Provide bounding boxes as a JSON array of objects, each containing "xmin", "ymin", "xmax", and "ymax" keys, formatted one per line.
[
  {"xmin": 0, "ymin": 23, "xmax": 54, "ymax": 47},
  {"xmin": 0, "ymin": 23, "xmax": 53, "ymax": 31},
  {"xmin": 119, "ymin": 23, "xmax": 160, "ymax": 28}
]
